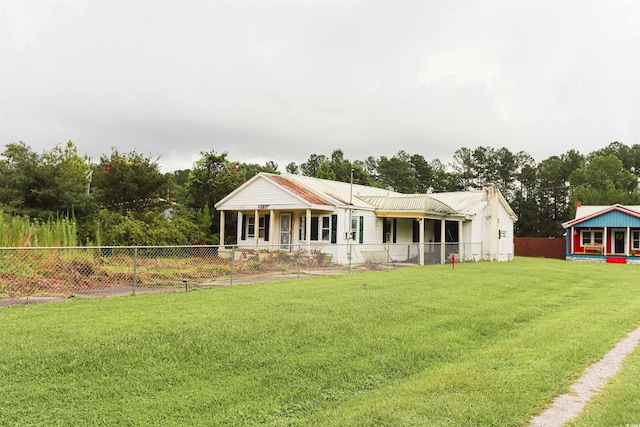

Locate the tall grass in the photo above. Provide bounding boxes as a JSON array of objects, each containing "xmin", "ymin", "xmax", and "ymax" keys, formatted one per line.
[
  {"xmin": 0, "ymin": 211, "xmax": 77, "ymax": 247},
  {"xmin": 1, "ymin": 258, "xmax": 639, "ymax": 426}
]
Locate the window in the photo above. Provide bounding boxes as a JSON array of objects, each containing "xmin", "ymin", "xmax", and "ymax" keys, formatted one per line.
[
  {"xmin": 303, "ymin": 215, "xmax": 335, "ymax": 242},
  {"xmin": 382, "ymin": 218, "xmax": 397, "ymax": 243},
  {"xmin": 310, "ymin": 217, "xmax": 319, "ymax": 240},
  {"xmin": 247, "ymin": 217, "xmax": 255, "ymax": 238},
  {"xmin": 321, "ymin": 216, "xmax": 331, "ymax": 241},
  {"xmin": 258, "ymin": 217, "xmax": 265, "ymax": 238},
  {"xmin": 633, "ymin": 231, "xmax": 640, "ymax": 250},
  {"xmin": 350, "ymin": 216, "xmax": 357, "ymax": 241},
  {"xmin": 581, "ymin": 230, "xmax": 603, "ymax": 246},
  {"xmin": 299, "ymin": 216, "xmax": 306, "ymax": 240},
  {"xmin": 359, "ymin": 216, "xmax": 364, "ymax": 244},
  {"xmin": 594, "ymin": 231, "xmax": 603, "ymax": 244},
  {"xmin": 413, "ymin": 219, "xmax": 420, "ymax": 243}
]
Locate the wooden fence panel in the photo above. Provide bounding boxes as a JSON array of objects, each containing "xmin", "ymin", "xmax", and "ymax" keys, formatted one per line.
[{"xmin": 514, "ymin": 237, "xmax": 566, "ymax": 259}]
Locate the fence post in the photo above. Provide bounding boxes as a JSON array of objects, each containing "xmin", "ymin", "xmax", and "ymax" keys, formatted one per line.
[
  {"xmin": 230, "ymin": 246, "xmax": 235, "ymax": 286},
  {"xmin": 297, "ymin": 244, "xmax": 301, "ymax": 279},
  {"xmin": 132, "ymin": 246, "xmax": 137, "ymax": 295},
  {"xmin": 386, "ymin": 244, "xmax": 390, "ymax": 269}
]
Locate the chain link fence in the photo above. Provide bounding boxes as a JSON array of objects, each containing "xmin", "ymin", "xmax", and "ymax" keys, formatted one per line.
[{"xmin": 0, "ymin": 242, "xmax": 482, "ymax": 302}]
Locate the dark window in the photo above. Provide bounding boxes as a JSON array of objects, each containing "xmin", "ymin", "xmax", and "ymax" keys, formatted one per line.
[
  {"xmin": 392, "ymin": 219, "xmax": 397, "ymax": 243},
  {"xmin": 310, "ymin": 217, "xmax": 319, "ymax": 240},
  {"xmin": 383, "ymin": 218, "xmax": 389, "ymax": 243},
  {"xmin": 331, "ymin": 214, "xmax": 337, "ymax": 244},
  {"xmin": 413, "ymin": 219, "xmax": 420, "ymax": 243}
]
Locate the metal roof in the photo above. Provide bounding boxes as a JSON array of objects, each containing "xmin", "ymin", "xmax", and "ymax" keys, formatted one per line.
[
  {"xmin": 562, "ymin": 205, "xmax": 640, "ymax": 228},
  {"xmin": 279, "ymin": 174, "xmax": 396, "ymax": 209},
  {"xmin": 218, "ymin": 173, "xmax": 516, "ymax": 221},
  {"xmin": 357, "ymin": 194, "xmax": 457, "ymax": 215},
  {"xmin": 264, "ymin": 175, "xmax": 332, "ymax": 206},
  {"xmin": 429, "ymin": 191, "xmax": 486, "ymax": 216},
  {"xmin": 575, "ymin": 205, "xmax": 640, "ymax": 219}
]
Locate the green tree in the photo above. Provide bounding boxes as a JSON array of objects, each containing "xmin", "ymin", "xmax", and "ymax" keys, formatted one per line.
[
  {"xmin": 410, "ymin": 154, "xmax": 433, "ymax": 193},
  {"xmin": 285, "ymin": 162, "xmax": 299, "ymax": 174},
  {"xmin": 570, "ymin": 155, "xmax": 640, "ymax": 206},
  {"xmin": 451, "ymin": 147, "xmax": 475, "ymax": 190},
  {"xmin": 300, "ymin": 154, "xmax": 327, "ymax": 177},
  {"xmin": 0, "ymin": 141, "xmax": 91, "ymax": 221},
  {"xmin": 377, "ymin": 151, "xmax": 418, "ymax": 193},
  {"xmin": 315, "ymin": 161, "xmax": 337, "ymax": 180},
  {"xmin": 91, "ymin": 149, "xmax": 169, "ymax": 214},
  {"xmin": 328, "ymin": 149, "xmax": 352, "ymax": 182}
]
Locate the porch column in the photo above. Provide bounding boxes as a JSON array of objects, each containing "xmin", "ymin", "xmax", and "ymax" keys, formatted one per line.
[
  {"xmin": 458, "ymin": 220, "xmax": 463, "ymax": 259},
  {"xmin": 604, "ymin": 226, "xmax": 607, "ymax": 255},
  {"xmin": 269, "ymin": 209, "xmax": 275, "ymax": 251},
  {"xmin": 254, "ymin": 210, "xmax": 259, "ymax": 248},
  {"xmin": 306, "ymin": 209, "xmax": 312, "ymax": 249},
  {"xmin": 419, "ymin": 218, "xmax": 425, "ymax": 266},
  {"xmin": 627, "ymin": 227, "xmax": 631, "ymax": 256},
  {"xmin": 219, "ymin": 210, "xmax": 225, "ymax": 247},
  {"xmin": 570, "ymin": 226, "xmax": 574, "ymax": 255},
  {"xmin": 440, "ymin": 218, "xmax": 446, "ymax": 264}
]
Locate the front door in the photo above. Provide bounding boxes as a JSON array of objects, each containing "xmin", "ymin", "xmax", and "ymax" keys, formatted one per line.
[
  {"xmin": 280, "ymin": 214, "xmax": 291, "ymax": 250},
  {"xmin": 614, "ymin": 231, "xmax": 625, "ymax": 254}
]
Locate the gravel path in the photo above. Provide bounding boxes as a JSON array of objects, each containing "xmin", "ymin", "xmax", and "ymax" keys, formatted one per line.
[{"xmin": 529, "ymin": 324, "xmax": 640, "ymax": 426}]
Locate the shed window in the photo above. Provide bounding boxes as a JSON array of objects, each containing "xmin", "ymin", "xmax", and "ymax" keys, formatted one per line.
[{"xmin": 633, "ymin": 231, "xmax": 640, "ymax": 250}]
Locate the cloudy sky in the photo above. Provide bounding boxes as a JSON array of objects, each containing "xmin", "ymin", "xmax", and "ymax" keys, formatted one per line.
[{"xmin": 1, "ymin": 0, "xmax": 639, "ymax": 173}]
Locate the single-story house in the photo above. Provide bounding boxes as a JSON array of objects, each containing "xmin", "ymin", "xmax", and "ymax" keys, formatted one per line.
[
  {"xmin": 214, "ymin": 173, "xmax": 517, "ymax": 265},
  {"xmin": 562, "ymin": 203, "xmax": 640, "ymax": 263}
]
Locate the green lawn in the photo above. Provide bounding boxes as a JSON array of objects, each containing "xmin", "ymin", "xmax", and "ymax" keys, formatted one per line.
[{"xmin": 1, "ymin": 257, "xmax": 639, "ymax": 426}]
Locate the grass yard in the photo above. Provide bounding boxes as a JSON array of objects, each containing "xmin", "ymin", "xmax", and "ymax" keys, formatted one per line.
[
  {"xmin": 1, "ymin": 257, "xmax": 639, "ymax": 426},
  {"xmin": 568, "ymin": 342, "xmax": 640, "ymax": 426}
]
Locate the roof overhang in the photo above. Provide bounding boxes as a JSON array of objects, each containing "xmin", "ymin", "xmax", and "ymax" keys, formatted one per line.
[{"xmin": 562, "ymin": 204, "xmax": 640, "ymax": 228}]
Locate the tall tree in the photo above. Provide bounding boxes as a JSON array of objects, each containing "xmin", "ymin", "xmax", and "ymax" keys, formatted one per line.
[
  {"xmin": 285, "ymin": 162, "xmax": 299, "ymax": 174},
  {"xmin": 570, "ymin": 155, "xmax": 640, "ymax": 206},
  {"xmin": 0, "ymin": 141, "xmax": 91, "ymax": 220},
  {"xmin": 451, "ymin": 147, "xmax": 475, "ymax": 190},
  {"xmin": 300, "ymin": 154, "xmax": 327, "ymax": 177},
  {"xmin": 410, "ymin": 154, "xmax": 433, "ymax": 193},
  {"xmin": 186, "ymin": 151, "xmax": 242, "ymax": 213},
  {"xmin": 377, "ymin": 151, "xmax": 418, "ymax": 193},
  {"xmin": 328, "ymin": 149, "xmax": 352, "ymax": 182},
  {"xmin": 91, "ymin": 148, "xmax": 169, "ymax": 214}
]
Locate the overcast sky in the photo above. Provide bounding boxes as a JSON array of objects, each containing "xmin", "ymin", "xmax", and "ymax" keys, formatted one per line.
[{"xmin": 1, "ymin": 0, "xmax": 639, "ymax": 173}]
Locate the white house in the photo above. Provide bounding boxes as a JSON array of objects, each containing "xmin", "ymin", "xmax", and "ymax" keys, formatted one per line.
[{"xmin": 214, "ymin": 173, "xmax": 517, "ymax": 265}]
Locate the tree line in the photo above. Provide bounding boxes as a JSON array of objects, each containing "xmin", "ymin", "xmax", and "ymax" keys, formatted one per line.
[{"xmin": 1, "ymin": 140, "xmax": 638, "ymax": 246}]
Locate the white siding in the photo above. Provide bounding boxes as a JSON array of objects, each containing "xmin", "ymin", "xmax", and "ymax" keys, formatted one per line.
[{"xmin": 498, "ymin": 205, "xmax": 515, "ymax": 261}]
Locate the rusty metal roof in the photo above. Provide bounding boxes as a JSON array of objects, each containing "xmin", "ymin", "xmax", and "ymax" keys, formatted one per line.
[
  {"xmin": 281, "ymin": 174, "xmax": 396, "ymax": 209},
  {"xmin": 265, "ymin": 174, "xmax": 332, "ymax": 206}
]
